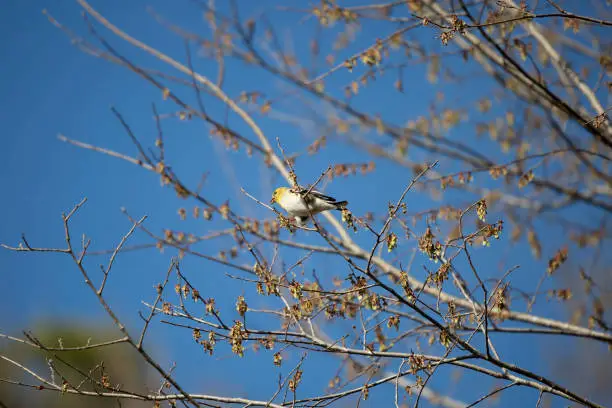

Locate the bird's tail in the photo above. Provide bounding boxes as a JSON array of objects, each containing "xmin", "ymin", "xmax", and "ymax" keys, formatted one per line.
[{"xmin": 334, "ymin": 201, "xmax": 348, "ymax": 210}]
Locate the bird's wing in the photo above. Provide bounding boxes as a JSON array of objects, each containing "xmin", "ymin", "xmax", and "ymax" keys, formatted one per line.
[{"xmin": 298, "ymin": 188, "xmax": 337, "ymax": 203}]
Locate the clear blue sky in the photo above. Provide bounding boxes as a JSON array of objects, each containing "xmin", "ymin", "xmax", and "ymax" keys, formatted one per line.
[{"xmin": 1, "ymin": 1, "xmax": 610, "ymax": 407}]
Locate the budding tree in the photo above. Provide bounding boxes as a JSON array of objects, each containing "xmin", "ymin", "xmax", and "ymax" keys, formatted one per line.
[{"xmin": 2, "ymin": 1, "xmax": 611, "ymax": 407}]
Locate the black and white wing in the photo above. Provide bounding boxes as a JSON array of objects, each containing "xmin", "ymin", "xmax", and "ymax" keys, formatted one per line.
[
  {"xmin": 298, "ymin": 188, "xmax": 348, "ymax": 209},
  {"xmin": 298, "ymin": 188, "xmax": 338, "ymax": 204}
]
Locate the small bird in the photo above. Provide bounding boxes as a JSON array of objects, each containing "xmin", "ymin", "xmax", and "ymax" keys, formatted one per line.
[{"xmin": 271, "ymin": 187, "xmax": 348, "ymax": 225}]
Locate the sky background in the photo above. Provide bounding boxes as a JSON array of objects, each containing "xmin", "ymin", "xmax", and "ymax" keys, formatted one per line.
[{"xmin": 1, "ymin": 1, "xmax": 611, "ymax": 407}]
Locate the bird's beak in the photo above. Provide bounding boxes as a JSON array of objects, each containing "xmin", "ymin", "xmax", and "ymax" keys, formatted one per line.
[{"xmin": 270, "ymin": 196, "xmax": 275, "ymax": 204}]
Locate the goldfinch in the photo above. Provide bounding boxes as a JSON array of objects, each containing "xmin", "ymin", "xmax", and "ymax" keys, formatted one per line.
[{"xmin": 271, "ymin": 187, "xmax": 348, "ymax": 225}]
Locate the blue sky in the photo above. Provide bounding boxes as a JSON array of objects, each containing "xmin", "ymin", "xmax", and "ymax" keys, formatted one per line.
[{"xmin": 1, "ymin": 1, "xmax": 610, "ymax": 407}]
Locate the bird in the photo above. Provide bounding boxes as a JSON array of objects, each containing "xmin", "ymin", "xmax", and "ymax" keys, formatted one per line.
[{"xmin": 270, "ymin": 187, "xmax": 348, "ymax": 225}]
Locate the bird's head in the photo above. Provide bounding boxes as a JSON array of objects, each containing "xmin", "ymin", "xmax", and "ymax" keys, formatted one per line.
[{"xmin": 271, "ymin": 187, "xmax": 289, "ymax": 204}]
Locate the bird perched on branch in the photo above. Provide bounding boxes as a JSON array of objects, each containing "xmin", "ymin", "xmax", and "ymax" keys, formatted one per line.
[{"xmin": 271, "ymin": 187, "xmax": 348, "ymax": 225}]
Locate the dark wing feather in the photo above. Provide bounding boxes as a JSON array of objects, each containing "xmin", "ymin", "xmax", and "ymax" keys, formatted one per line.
[{"xmin": 298, "ymin": 188, "xmax": 337, "ymax": 203}]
